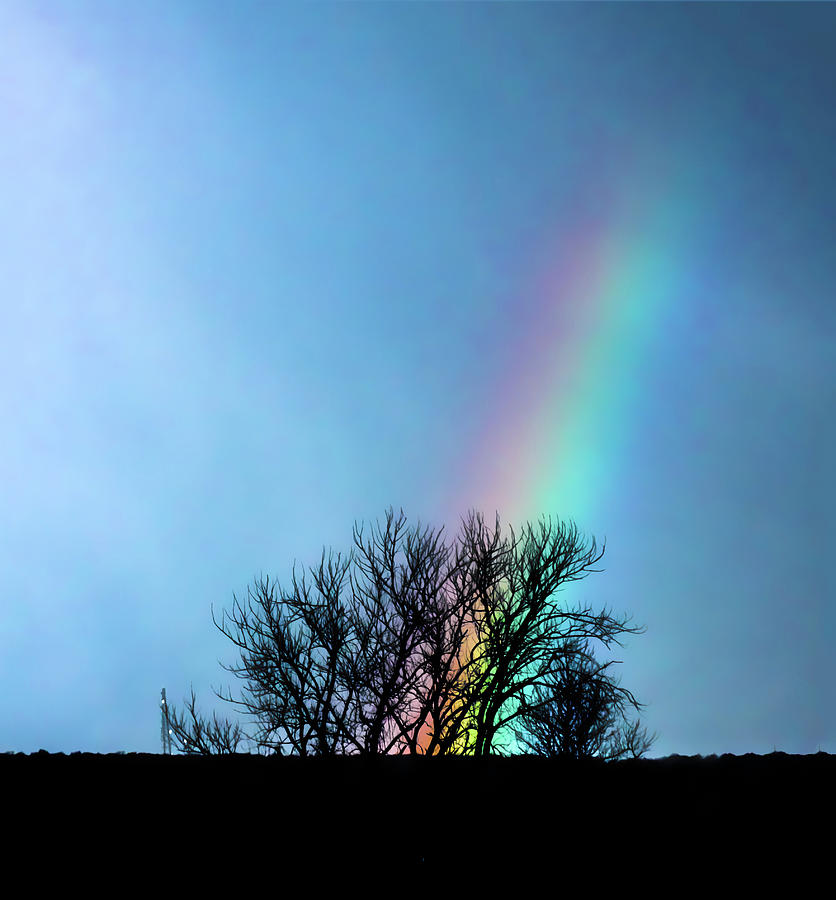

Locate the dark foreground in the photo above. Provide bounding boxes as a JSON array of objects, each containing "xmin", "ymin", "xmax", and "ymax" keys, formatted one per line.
[{"xmin": 5, "ymin": 751, "xmax": 831, "ymax": 885}]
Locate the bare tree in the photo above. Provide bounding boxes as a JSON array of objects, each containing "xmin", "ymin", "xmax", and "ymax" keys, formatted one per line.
[
  {"xmin": 450, "ymin": 513, "xmax": 643, "ymax": 756},
  {"xmin": 169, "ymin": 509, "xmax": 470, "ymax": 756},
  {"xmin": 169, "ymin": 508, "xmax": 653, "ymax": 759},
  {"xmin": 167, "ymin": 686, "xmax": 244, "ymax": 755},
  {"xmin": 345, "ymin": 511, "xmax": 467, "ymax": 754},
  {"xmin": 210, "ymin": 560, "xmax": 357, "ymax": 756},
  {"xmin": 513, "ymin": 639, "xmax": 656, "ymax": 760}
]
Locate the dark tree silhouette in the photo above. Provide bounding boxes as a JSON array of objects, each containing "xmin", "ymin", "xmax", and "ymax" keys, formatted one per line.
[
  {"xmin": 512, "ymin": 638, "xmax": 656, "ymax": 760},
  {"xmin": 168, "ymin": 508, "xmax": 653, "ymax": 758},
  {"xmin": 170, "ymin": 510, "xmax": 469, "ymax": 756},
  {"xmin": 443, "ymin": 513, "xmax": 645, "ymax": 755},
  {"xmin": 210, "ymin": 562, "xmax": 357, "ymax": 756},
  {"xmin": 344, "ymin": 513, "xmax": 470, "ymax": 754},
  {"xmin": 167, "ymin": 686, "xmax": 244, "ymax": 755}
]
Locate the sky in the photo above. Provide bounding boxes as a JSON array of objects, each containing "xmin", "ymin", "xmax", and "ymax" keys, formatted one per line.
[{"xmin": 1, "ymin": 1, "xmax": 834, "ymax": 757}]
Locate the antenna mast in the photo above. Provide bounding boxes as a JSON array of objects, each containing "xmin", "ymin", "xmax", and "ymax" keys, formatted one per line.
[{"xmin": 160, "ymin": 688, "xmax": 172, "ymax": 755}]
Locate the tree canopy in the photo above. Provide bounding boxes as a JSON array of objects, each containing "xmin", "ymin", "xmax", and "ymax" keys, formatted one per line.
[{"xmin": 169, "ymin": 509, "xmax": 654, "ymax": 758}]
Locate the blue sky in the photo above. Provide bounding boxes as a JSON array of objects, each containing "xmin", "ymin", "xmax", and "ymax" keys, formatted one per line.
[{"xmin": 1, "ymin": 2, "xmax": 834, "ymax": 756}]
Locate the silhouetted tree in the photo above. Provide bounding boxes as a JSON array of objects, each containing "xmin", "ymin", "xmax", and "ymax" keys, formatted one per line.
[
  {"xmin": 167, "ymin": 686, "xmax": 244, "ymax": 755},
  {"xmin": 512, "ymin": 638, "xmax": 656, "ymax": 760},
  {"xmin": 170, "ymin": 510, "xmax": 469, "ymax": 756},
  {"xmin": 210, "ymin": 561, "xmax": 357, "ymax": 756},
  {"xmin": 344, "ymin": 513, "xmax": 470, "ymax": 754},
  {"xmin": 445, "ymin": 513, "xmax": 644, "ymax": 755},
  {"xmin": 169, "ymin": 508, "xmax": 653, "ymax": 758}
]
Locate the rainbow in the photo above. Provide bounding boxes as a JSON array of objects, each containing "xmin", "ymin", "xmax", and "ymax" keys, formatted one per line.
[
  {"xmin": 429, "ymin": 157, "xmax": 707, "ymax": 753},
  {"xmin": 448, "ymin": 156, "xmax": 705, "ymax": 534}
]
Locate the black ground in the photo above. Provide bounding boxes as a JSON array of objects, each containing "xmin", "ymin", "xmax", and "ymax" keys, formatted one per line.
[{"xmin": 4, "ymin": 751, "xmax": 830, "ymax": 886}]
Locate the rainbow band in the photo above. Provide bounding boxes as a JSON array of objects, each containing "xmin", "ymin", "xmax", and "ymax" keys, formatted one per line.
[
  {"xmin": 450, "ymin": 159, "xmax": 703, "ymax": 530},
  {"xmin": 434, "ymin": 160, "xmax": 706, "ymax": 752}
]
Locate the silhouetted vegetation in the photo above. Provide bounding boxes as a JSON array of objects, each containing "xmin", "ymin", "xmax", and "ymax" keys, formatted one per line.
[
  {"xmin": 166, "ymin": 686, "xmax": 244, "ymax": 755},
  {"xmin": 513, "ymin": 638, "xmax": 655, "ymax": 760},
  {"xmin": 170, "ymin": 508, "xmax": 654, "ymax": 758}
]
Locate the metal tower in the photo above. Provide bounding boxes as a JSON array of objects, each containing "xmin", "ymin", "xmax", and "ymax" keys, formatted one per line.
[{"xmin": 160, "ymin": 687, "xmax": 172, "ymax": 755}]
